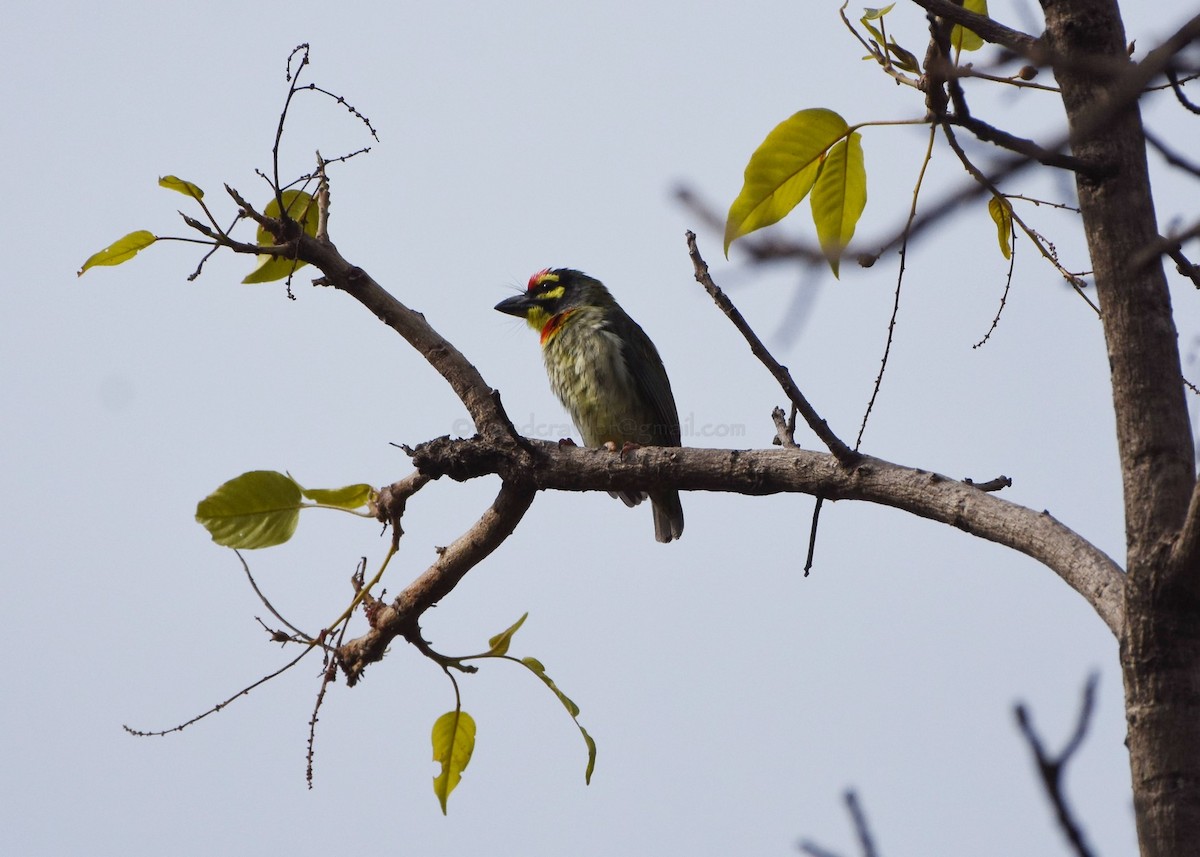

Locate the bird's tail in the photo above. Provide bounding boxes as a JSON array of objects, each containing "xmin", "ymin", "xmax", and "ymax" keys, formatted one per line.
[{"xmin": 650, "ymin": 490, "xmax": 684, "ymax": 543}]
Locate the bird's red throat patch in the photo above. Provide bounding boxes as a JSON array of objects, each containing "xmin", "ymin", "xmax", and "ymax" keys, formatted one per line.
[{"xmin": 539, "ymin": 309, "xmax": 575, "ymax": 346}]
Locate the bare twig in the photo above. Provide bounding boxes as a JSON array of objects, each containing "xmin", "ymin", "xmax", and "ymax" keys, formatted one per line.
[
  {"xmin": 973, "ymin": 221, "xmax": 1016, "ymax": 348},
  {"xmin": 772, "ymin": 406, "xmax": 799, "ymax": 447},
  {"xmin": 235, "ymin": 549, "xmax": 313, "ymax": 641},
  {"xmin": 686, "ymin": 232, "xmax": 860, "ymax": 466},
  {"xmin": 1132, "ymin": 218, "xmax": 1200, "ymax": 282},
  {"xmin": 1144, "ymin": 127, "xmax": 1200, "ymax": 179},
  {"xmin": 1167, "ymin": 66, "xmax": 1200, "ymax": 114},
  {"xmin": 798, "ymin": 789, "xmax": 880, "ymax": 857},
  {"xmin": 858, "ymin": 125, "xmax": 937, "ymax": 450},
  {"xmin": 124, "ymin": 644, "xmax": 318, "ymax": 737},
  {"xmin": 844, "ymin": 790, "xmax": 879, "ymax": 857},
  {"xmin": 963, "ymin": 475, "xmax": 1013, "ymax": 492},
  {"xmin": 804, "ymin": 496, "xmax": 823, "ymax": 576},
  {"xmin": 1015, "ymin": 674, "xmax": 1100, "ymax": 857}
]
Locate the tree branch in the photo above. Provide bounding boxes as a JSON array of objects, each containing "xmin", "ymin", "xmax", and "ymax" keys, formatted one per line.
[
  {"xmin": 337, "ymin": 481, "xmax": 536, "ymax": 684},
  {"xmin": 411, "ymin": 436, "xmax": 1126, "ymax": 636},
  {"xmin": 686, "ymin": 231, "xmax": 860, "ymax": 466},
  {"xmin": 907, "ymin": 0, "xmax": 1040, "ymax": 55},
  {"xmin": 292, "ymin": 232, "xmax": 519, "ymax": 445},
  {"xmin": 1015, "ymin": 674, "xmax": 1100, "ymax": 857}
]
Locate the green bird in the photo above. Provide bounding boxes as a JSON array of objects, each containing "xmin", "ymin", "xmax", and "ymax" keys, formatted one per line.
[{"xmin": 495, "ymin": 268, "xmax": 684, "ymax": 543}]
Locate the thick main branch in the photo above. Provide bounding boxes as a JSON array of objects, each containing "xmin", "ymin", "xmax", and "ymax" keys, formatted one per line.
[{"xmin": 412, "ymin": 436, "xmax": 1126, "ymax": 635}]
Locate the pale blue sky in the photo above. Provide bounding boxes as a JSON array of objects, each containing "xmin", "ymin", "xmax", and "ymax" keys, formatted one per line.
[{"xmin": 6, "ymin": 1, "xmax": 1197, "ymax": 854}]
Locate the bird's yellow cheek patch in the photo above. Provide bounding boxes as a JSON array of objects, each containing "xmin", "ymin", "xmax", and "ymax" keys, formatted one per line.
[{"xmin": 526, "ymin": 305, "xmax": 552, "ymax": 333}]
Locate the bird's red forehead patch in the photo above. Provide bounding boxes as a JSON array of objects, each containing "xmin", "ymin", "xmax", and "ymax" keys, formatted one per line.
[{"xmin": 528, "ymin": 268, "xmax": 558, "ymax": 290}]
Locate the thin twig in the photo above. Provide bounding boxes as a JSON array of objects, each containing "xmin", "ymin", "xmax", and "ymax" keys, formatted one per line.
[
  {"xmin": 772, "ymin": 406, "xmax": 799, "ymax": 447},
  {"xmin": 1167, "ymin": 66, "xmax": 1200, "ymax": 114},
  {"xmin": 686, "ymin": 232, "xmax": 859, "ymax": 466},
  {"xmin": 844, "ymin": 790, "xmax": 879, "ymax": 857},
  {"xmin": 974, "ymin": 214, "xmax": 1017, "ymax": 348},
  {"xmin": 124, "ymin": 645, "xmax": 317, "ymax": 737},
  {"xmin": 1014, "ymin": 673, "xmax": 1100, "ymax": 857},
  {"xmin": 963, "ymin": 475, "xmax": 1013, "ymax": 492},
  {"xmin": 857, "ymin": 124, "xmax": 937, "ymax": 450},
  {"xmin": 804, "ymin": 497, "xmax": 824, "ymax": 576},
  {"xmin": 235, "ymin": 549, "xmax": 312, "ymax": 641},
  {"xmin": 1145, "ymin": 127, "xmax": 1200, "ymax": 179}
]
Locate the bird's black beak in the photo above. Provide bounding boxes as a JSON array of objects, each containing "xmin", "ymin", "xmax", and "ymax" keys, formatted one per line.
[{"xmin": 494, "ymin": 294, "xmax": 532, "ymax": 317}]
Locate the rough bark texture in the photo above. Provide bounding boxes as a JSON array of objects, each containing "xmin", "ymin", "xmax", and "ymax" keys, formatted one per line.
[{"xmin": 1041, "ymin": 1, "xmax": 1200, "ymax": 854}]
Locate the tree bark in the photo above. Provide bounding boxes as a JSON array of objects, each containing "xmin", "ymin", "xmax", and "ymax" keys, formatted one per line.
[{"xmin": 1041, "ymin": 2, "xmax": 1200, "ymax": 854}]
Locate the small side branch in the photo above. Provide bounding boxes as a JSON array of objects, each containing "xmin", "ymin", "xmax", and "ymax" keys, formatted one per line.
[
  {"xmin": 799, "ymin": 788, "xmax": 881, "ymax": 857},
  {"xmin": 337, "ymin": 482, "xmax": 536, "ymax": 684},
  {"xmin": 686, "ymin": 232, "xmax": 860, "ymax": 467},
  {"xmin": 1015, "ymin": 674, "xmax": 1100, "ymax": 857},
  {"xmin": 375, "ymin": 470, "xmax": 433, "ymax": 548},
  {"xmin": 946, "ymin": 113, "xmax": 1092, "ymax": 173}
]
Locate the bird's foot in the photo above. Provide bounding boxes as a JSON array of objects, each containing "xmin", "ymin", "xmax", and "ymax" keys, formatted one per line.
[{"xmin": 557, "ymin": 437, "xmax": 578, "ymax": 448}]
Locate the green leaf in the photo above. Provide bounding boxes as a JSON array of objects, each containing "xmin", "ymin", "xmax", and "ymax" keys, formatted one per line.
[
  {"xmin": 242, "ymin": 189, "xmax": 318, "ymax": 284},
  {"xmin": 158, "ymin": 175, "xmax": 205, "ymax": 200},
  {"xmin": 811, "ymin": 132, "xmax": 867, "ymax": 278},
  {"xmin": 432, "ymin": 709, "xmax": 477, "ymax": 814},
  {"xmin": 485, "ymin": 613, "xmax": 529, "ymax": 656},
  {"xmin": 861, "ymin": 3, "xmax": 895, "ymax": 20},
  {"xmin": 520, "ymin": 656, "xmax": 596, "ymax": 783},
  {"xmin": 297, "ymin": 482, "xmax": 375, "ymax": 510},
  {"xmin": 195, "ymin": 470, "xmax": 303, "ymax": 549},
  {"xmin": 724, "ymin": 108, "xmax": 850, "ymax": 255},
  {"xmin": 888, "ymin": 39, "xmax": 922, "ymax": 73},
  {"xmin": 988, "ymin": 195, "xmax": 1013, "ymax": 259},
  {"xmin": 951, "ymin": 0, "xmax": 988, "ymax": 52},
  {"xmin": 77, "ymin": 230, "xmax": 157, "ymax": 276}
]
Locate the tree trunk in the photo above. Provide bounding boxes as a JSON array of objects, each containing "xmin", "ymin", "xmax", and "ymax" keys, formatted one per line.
[{"xmin": 1040, "ymin": 1, "xmax": 1200, "ymax": 854}]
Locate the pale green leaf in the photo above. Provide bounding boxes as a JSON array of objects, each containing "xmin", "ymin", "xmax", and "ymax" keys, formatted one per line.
[
  {"xmin": 988, "ymin": 195, "xmax": 1013, "ymax": 259},
  {"xmin": 811, "ymin": 132, "xmax": 867, "ymax": 278},
  {"xmin": 861, "ymin": 4, "xmax": 895, "ymax": 20},
  {"xmin": 195, "ymin": 470, "xmax": 303, "ymax": 549},
  {"xmin": 520, "ymin": 655, "xmax": 598, "ymax": 782},
  {"xmin": 158, "ymin": 175, "xmax": 205, "ymax": 200},
  {"xmin": 486, "ymin": 612, "xmax": 529, "ymax": 656},
  {"xmin": 951, "ymin": 0, "xmax": 988, "ymax": 52},
  {"xmin": 77, "ymin": 230, "xmax": 157, "ymax": 276},
  {"xmin": 432, "ymin": 709, "xmax": 477, "ymax": 814},
  {"xmin": 297, "ymin": 482, "xmax": 375, "ymax": 510},
  {"xmin": 242, "ymin": 190, "xmax": 318, "ymax": 284},
  {"xmin": 242, "ymin": 254, "xmax": 305, "ymax": 284},
  {"xmin": 579, "ymin": 724, "xmax": 597, "ymax": 784},
  {"xmin": 724, "ymin": 108, "xmax": 850, "ymax": 255}
]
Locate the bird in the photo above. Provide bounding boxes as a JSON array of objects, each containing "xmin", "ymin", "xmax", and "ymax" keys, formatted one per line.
[{"xmin": 495, "ymin": 267, "xmax": 684, "ymax": 542}]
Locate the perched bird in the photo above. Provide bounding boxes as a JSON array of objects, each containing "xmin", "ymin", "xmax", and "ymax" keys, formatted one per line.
[{"xmin": 495, "ymin": 268, "xmax": 684, "ymax": 542}]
